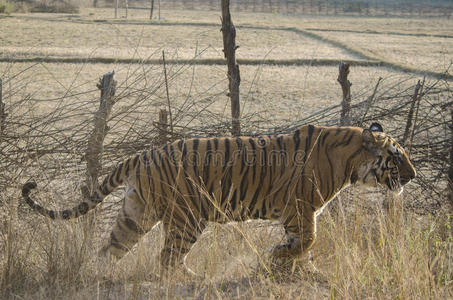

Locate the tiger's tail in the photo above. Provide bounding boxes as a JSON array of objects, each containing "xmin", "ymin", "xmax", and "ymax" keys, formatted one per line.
[{"xmin": 22, "ymin": 157, "xmax": 132, "ymax": 220}]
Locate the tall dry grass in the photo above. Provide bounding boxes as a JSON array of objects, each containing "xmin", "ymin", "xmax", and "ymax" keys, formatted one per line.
[
  {"xmin": 0, "ymin": 51, "xmax": 452, "ymax": 298},
  {"xmin": 1, "ymin": 186, "xmax": 452, "ymax": 299}
]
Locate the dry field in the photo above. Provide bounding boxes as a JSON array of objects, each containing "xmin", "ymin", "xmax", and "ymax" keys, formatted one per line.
[{"xmin": 0, "ymin": 7, "xmax": 452, "ymax": 300}]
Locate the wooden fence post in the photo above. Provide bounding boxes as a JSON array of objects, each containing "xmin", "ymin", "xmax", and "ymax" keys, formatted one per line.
[
  {"xmin": 156, "ymin": 109, "xmax": 168, "ymax": 146},
  {"xmin": 338, "ymin": 62, "xmax": 352, "ymax": 126},
  {"xmin": 221, "ymin": 0, "xmax": 241, "ymax": 136},
  {"xmin": 85, "ymin": 72, "xmax": 116, "ymax": 193},
  {"xmin": 150, "ymin": 0, "xmax": 154, "ymax": 19}
]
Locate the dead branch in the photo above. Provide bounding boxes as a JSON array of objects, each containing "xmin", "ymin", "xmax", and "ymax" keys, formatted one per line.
[
  {"xmin": 402, "ymin": 80, "xmax": 422, "ymax": 146},
  {"xmin": 408, "ymin": 76, "xmax": 425, "ymax": 153},
  {"xmin": 162, "ymin": 50, "xmax": 174, "ymax": 137},
  {"xmin": 85, "ymin": 72, "xmax": 116, "ymax": 192},
  {"xmin": 359, "ymin": 77, "xmax": 382, "ymax": 127},
  {"xmin": 221, "ymin": 0, "xmax": 241, "ymax": 136},
  {"xmin": 0, "ymin": 79, "xmax": 5, "ymax": 139},
  {"xmin": 338, "ymin": 62, "xmax": 352, "ymax": 126}
]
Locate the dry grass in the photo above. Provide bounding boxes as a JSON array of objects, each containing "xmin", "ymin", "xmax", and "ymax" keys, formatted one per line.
[
  {"xmin": 1, "ymin": 183, "xmax": 451, "ymax": 299},
  {"xmin": 0, "ymin": 7, "xmax": 452, "ymax": 299},
  {"xmin": 0, "ymin": 61, "xmax": 420, "ymax": 127},
  {"xmin": 315, "ymin": 31, "xmax": 453, "ymax": 73},
  {"xmin": 75, "ymin": 8, "xmax": 453, "ymax": 36},
  {"xmin": 0, "ymin": 16, "xmax": 356, "ymax": 61}
]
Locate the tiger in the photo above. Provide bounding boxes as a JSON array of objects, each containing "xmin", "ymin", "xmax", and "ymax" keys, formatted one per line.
[{"xmin": 22, "ymin": 122, "xmax": 416, "ymax": 273}]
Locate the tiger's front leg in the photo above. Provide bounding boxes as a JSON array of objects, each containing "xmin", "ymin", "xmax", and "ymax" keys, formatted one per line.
[{"xmin": 271, "ymin": 209, "xmax": 316, "ymax": 262}]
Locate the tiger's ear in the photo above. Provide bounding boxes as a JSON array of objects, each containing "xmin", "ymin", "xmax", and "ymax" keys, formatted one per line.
[
  {"xmin": 369, "ymin": 122, "xmax": 383, "ymax": 132},
  {"xmin": 362, "ymin": 129, "xmax": 381, "ymax": 155}
]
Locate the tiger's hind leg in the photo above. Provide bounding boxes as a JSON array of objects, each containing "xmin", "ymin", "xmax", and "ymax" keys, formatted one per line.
[
  {"xmin": 159, "ymin": 210, "xmax": 206, "ymax": 276},
  {"xmin": 100, "ymin": 187, "xmax": 158, "ymax": 260}
]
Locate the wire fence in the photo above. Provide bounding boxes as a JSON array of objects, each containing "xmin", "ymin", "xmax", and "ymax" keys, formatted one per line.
[
  {"xmin": 116, "ymin": 0, "xmax": 453, "ymax": 17},
  {"xmin": 0, "ymin": 58, "xmax": 451, "ymax": 217}
]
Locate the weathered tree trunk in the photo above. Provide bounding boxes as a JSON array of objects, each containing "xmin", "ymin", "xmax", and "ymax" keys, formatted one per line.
[
  {"xmin": 85, "ymin": 72, "xmax": 116, "ymax": 192},
  {"xmin": 150, "ymin": 0, "xmax": 154, "ymax": 19},
  {"xmin": 338, "ymin": 62, "xmax": 351, "ymax": 126},
  {"xmin": 221, "ymin": 0, "xmax": 241, "ymax": 136}
]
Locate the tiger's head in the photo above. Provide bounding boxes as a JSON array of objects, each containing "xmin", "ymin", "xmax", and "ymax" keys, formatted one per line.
[{"xmin": 357, "ymin": 123, "xmax": 416, "ymax": 194}]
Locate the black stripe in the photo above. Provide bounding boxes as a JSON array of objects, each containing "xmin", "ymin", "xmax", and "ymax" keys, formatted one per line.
[
  {"xmin": 239, "ymin": 175, "xmax": 248, "ymax": 201},
  {"xmin": 115, "ymin": 162, "xmax": 124, "ymax": 184},
  {"xmin": 249, "ymin": 138, "xmax": 257, "ymax": 183},
  {"xmin": 133, "ymin": 155, "xmax": 140, "ymax": 167},
  {"xmin": 303, "ymin": 125, "xmax": 315, "ymax": 164},
  {"xmin": 110, "ymin": 233, "xmax": 129, "ymax": 251},
  {"xmin": 61, "ymin": 209, "xmax": 72, "ymax": 219},
  {"xmin": 151, "ymin": 149, "xmax": 168, "ymax": 200},
  {"xmin": 203, "ymin": 140, "xmax": 212, "ymax": 185},
  {"xmin": 109, "ymin": 171, "xmax": 116, "ymax": 188},
  {"xmin": 136, "ymin": 155, "xmax": 146, "ymax": 201},
  {"xmin": 230, "ymin": 189, "xmax": 238, "ymax": 211},
  {"xmin": 223, "ymin": 138, "xmax": 230, "ymax": 172},
  {"xmin": 220, "ymin": 168, "xmax": 232, "ymax": 207},
  {"xmin": 124, "ymin": 158, "xmax": 131, "ymax": 177},
  {"xmin": 144, "ymin": 150, "xmax": 154, "ymax": 193},
  {"xmin": 157, "ymin": 150, "xmax": 172, "ymax": 189},
  {"xmin": 177, "ymin": 139, "xmax": 184, "ymax": 152},
  {"xmin": 169, "ymin": 144, "xmax": 177, "ymax": 165},
  {"xmin": 124, "ymin": 217, "xmax": 145, "ymax": 234},
  {"xmin": 325, "ymin": 147, "xmax": 334, "ymax": 200},
  {"xmin": 192, "ymin": 139, "xmax": 199, "ymax": 179},
  {"xmin": 248, "ymin": 187, "xmax": 261, "ymax": 215},
  {"xmin": 321, "ymin": 131, "xmax": 330, "ymax": 146},
  {"xmin": 77, "ymin": 202, "xmax": 89, "ymax": 215},
  {"xmin": 293, "ymin": 129, "xmax": 301, "ymax": 151},
  {"xmin": 277, "ymin": 135, "xmax": 283, "ymax": 151},
  {"xmin": 343, "ymin": 148, "xmax": 362, "ymax": 186}
]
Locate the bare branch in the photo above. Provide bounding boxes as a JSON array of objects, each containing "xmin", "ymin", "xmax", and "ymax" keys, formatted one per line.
[
  {"xmin": 162, "ymin": 50, "xmax": 174, "ymax": 137},
  {"xmin": 402, "ymin": 80, "xmax": 422, "ymax": 146},
  {"xmin": 359, "ymin": 77, "xmax": 382, "ymax": 127},
  {"xmin": 221, "ymin": 0, "xmax": 241, "ymax": 136},
  {"xmin": 0, "ymin": 79, "xmax": 5, "ymax": 140},
  {"xmin": 408, "ymin": 76, "xmax": 425, "ymax": 153}
]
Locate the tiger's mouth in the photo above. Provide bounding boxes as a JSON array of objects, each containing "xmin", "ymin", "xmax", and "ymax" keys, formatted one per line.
[{"xmin": 383, "ymin": 177, "xmax": 403, "ymax": 195}]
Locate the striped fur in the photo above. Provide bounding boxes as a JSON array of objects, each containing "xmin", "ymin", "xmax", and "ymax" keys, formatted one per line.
[{"xmin": 22, "ymin": 123, "xmax": 416, "ymax": 270}]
